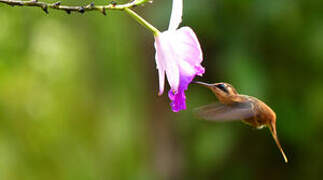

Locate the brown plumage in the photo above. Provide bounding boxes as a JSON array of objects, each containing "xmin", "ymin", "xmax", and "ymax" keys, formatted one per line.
[{"xmin": 193, "ymin": 81, "xmax": 288, "ymax": 163}]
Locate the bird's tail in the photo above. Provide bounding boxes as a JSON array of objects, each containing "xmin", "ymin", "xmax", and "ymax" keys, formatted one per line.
[{"xmin": 268, "ymin": 122, "xmax": 288, "ymax": 163}]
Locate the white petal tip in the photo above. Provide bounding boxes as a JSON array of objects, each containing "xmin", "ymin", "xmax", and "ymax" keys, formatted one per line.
[{"xmin": 158, "ymin": 91, "xmax": 163, "ymax": 96}]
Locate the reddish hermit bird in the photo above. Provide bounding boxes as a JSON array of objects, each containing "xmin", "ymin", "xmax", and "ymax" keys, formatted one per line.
[{"xmin": 193, "ymin": 81, "xmax": 288, "ymax": 163}]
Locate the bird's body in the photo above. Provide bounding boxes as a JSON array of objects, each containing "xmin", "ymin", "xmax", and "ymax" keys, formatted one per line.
[
  {"xmin": 193, "ymin": 81, "xmax": 288, "ymax": 163},
  {"xmin": 239, "ymin": 95, "xmax": 275, "ymax": 129}
]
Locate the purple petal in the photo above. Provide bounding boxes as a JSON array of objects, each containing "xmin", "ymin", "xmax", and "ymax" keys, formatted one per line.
[
  {"xmin": 167, "ymin": 27, "xmax": 205, "ymax": 112},
  {"xmin": 168, "ymin": 90, "xmax": 186, "ymax": 112},
  {"xmin": 168, "ymin": 66, "xmax": 204, "ymax": 112},
  {"xmin": 155, "ymin": 26, "xmax": 204, "ymax": 112},
  {"xmin": 168, "ymin": 75, "xmax": 190, "ymax": 112}
]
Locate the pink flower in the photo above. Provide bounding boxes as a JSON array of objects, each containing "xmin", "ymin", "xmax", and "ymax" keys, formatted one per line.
[{"xmin": 154, "ymin": 0, "xmax": 204, "ymax": 112}]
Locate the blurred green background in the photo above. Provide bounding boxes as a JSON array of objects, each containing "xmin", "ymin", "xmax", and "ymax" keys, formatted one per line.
[{"xmin": 0, "ymin": 0, "xmax": 323, "ymax": 179}]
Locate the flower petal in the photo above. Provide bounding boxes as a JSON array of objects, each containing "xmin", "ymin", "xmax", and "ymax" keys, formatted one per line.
[
  {"xmin": 169, "ymin": 89, "xmax": 186, "ymax": 112},
  {"xmin": 168, "ymin": 72, "xmax": 194, "ymax": 112},
  {"xmin": 167, "ymin": 27, "xmax": 205, "ymax": 112},
  {"xmin": 165, "ymin": 55, "xmax": 180, "ymax": 92},
  {"xmin": 155, "ymin": 25, "xmax": 205, "ymax": 112},
  {"xmin": 173, "ymin": 27, "xmax": 203, "ymax": 66},
  {"xmin": 154, "ymin": 36, "xmax": 166, "ymax": 95},
  {"xmin": 155, "ymin": 33, "xmax": 180, "ymax": 94},
  {"xmin": 168, "ymin": 0, "xmax": 183, "ymax": 31},
  {"xmin": 157, "ymin": 67, "xmax": 165, "ymax": 96}
]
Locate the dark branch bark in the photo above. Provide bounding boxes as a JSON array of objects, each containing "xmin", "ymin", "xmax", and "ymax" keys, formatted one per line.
[{"xmin": 0, "ymin": 0, "xmax": 151, "ymax": 15}]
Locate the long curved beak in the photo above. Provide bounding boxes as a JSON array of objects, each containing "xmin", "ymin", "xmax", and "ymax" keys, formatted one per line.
[{"xmin": 192, "ymin": 81, "xmax": 213, "ymax": 89}]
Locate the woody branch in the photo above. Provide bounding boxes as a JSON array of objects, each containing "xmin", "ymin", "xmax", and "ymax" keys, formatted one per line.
[{"xmin": 0, "ymin": 0, "xmax": 151, "ymax": 15}]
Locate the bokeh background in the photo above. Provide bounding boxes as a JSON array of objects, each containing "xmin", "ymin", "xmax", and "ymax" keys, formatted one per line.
[{"xmin": 1, "ymin": 0, "xmax": 323, "ymax": 179}]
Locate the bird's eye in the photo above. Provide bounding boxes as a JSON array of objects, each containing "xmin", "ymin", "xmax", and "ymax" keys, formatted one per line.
[{"xmin": 215, "ymin": 84, "xmax": 229, "ymax": 93}]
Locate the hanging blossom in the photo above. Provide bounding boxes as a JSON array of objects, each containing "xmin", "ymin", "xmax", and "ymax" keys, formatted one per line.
[{"xmin": 154, "ymin": 0, "xmax": 205, "ymax": 112}]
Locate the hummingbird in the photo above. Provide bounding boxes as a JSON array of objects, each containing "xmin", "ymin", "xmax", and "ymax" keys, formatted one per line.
[{"xmin": 193, "ymin": 81, "xmax": 288, "ymax": 163}]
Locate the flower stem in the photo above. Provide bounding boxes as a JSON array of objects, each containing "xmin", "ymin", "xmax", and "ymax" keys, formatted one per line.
[{"xmin": 124, "ymin": 8, "xmax": 160, "ymax": 36}]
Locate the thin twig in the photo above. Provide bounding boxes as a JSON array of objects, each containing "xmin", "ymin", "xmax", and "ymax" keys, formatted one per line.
[{"xmin": 0, "ymin": 0, "xmax": 152, "ymax": 15}]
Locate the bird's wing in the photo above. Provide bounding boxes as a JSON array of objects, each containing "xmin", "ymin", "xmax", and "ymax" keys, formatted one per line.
[{"xmin": 194, "ymin": 102, "xmax": 255, "ymax": 122}]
